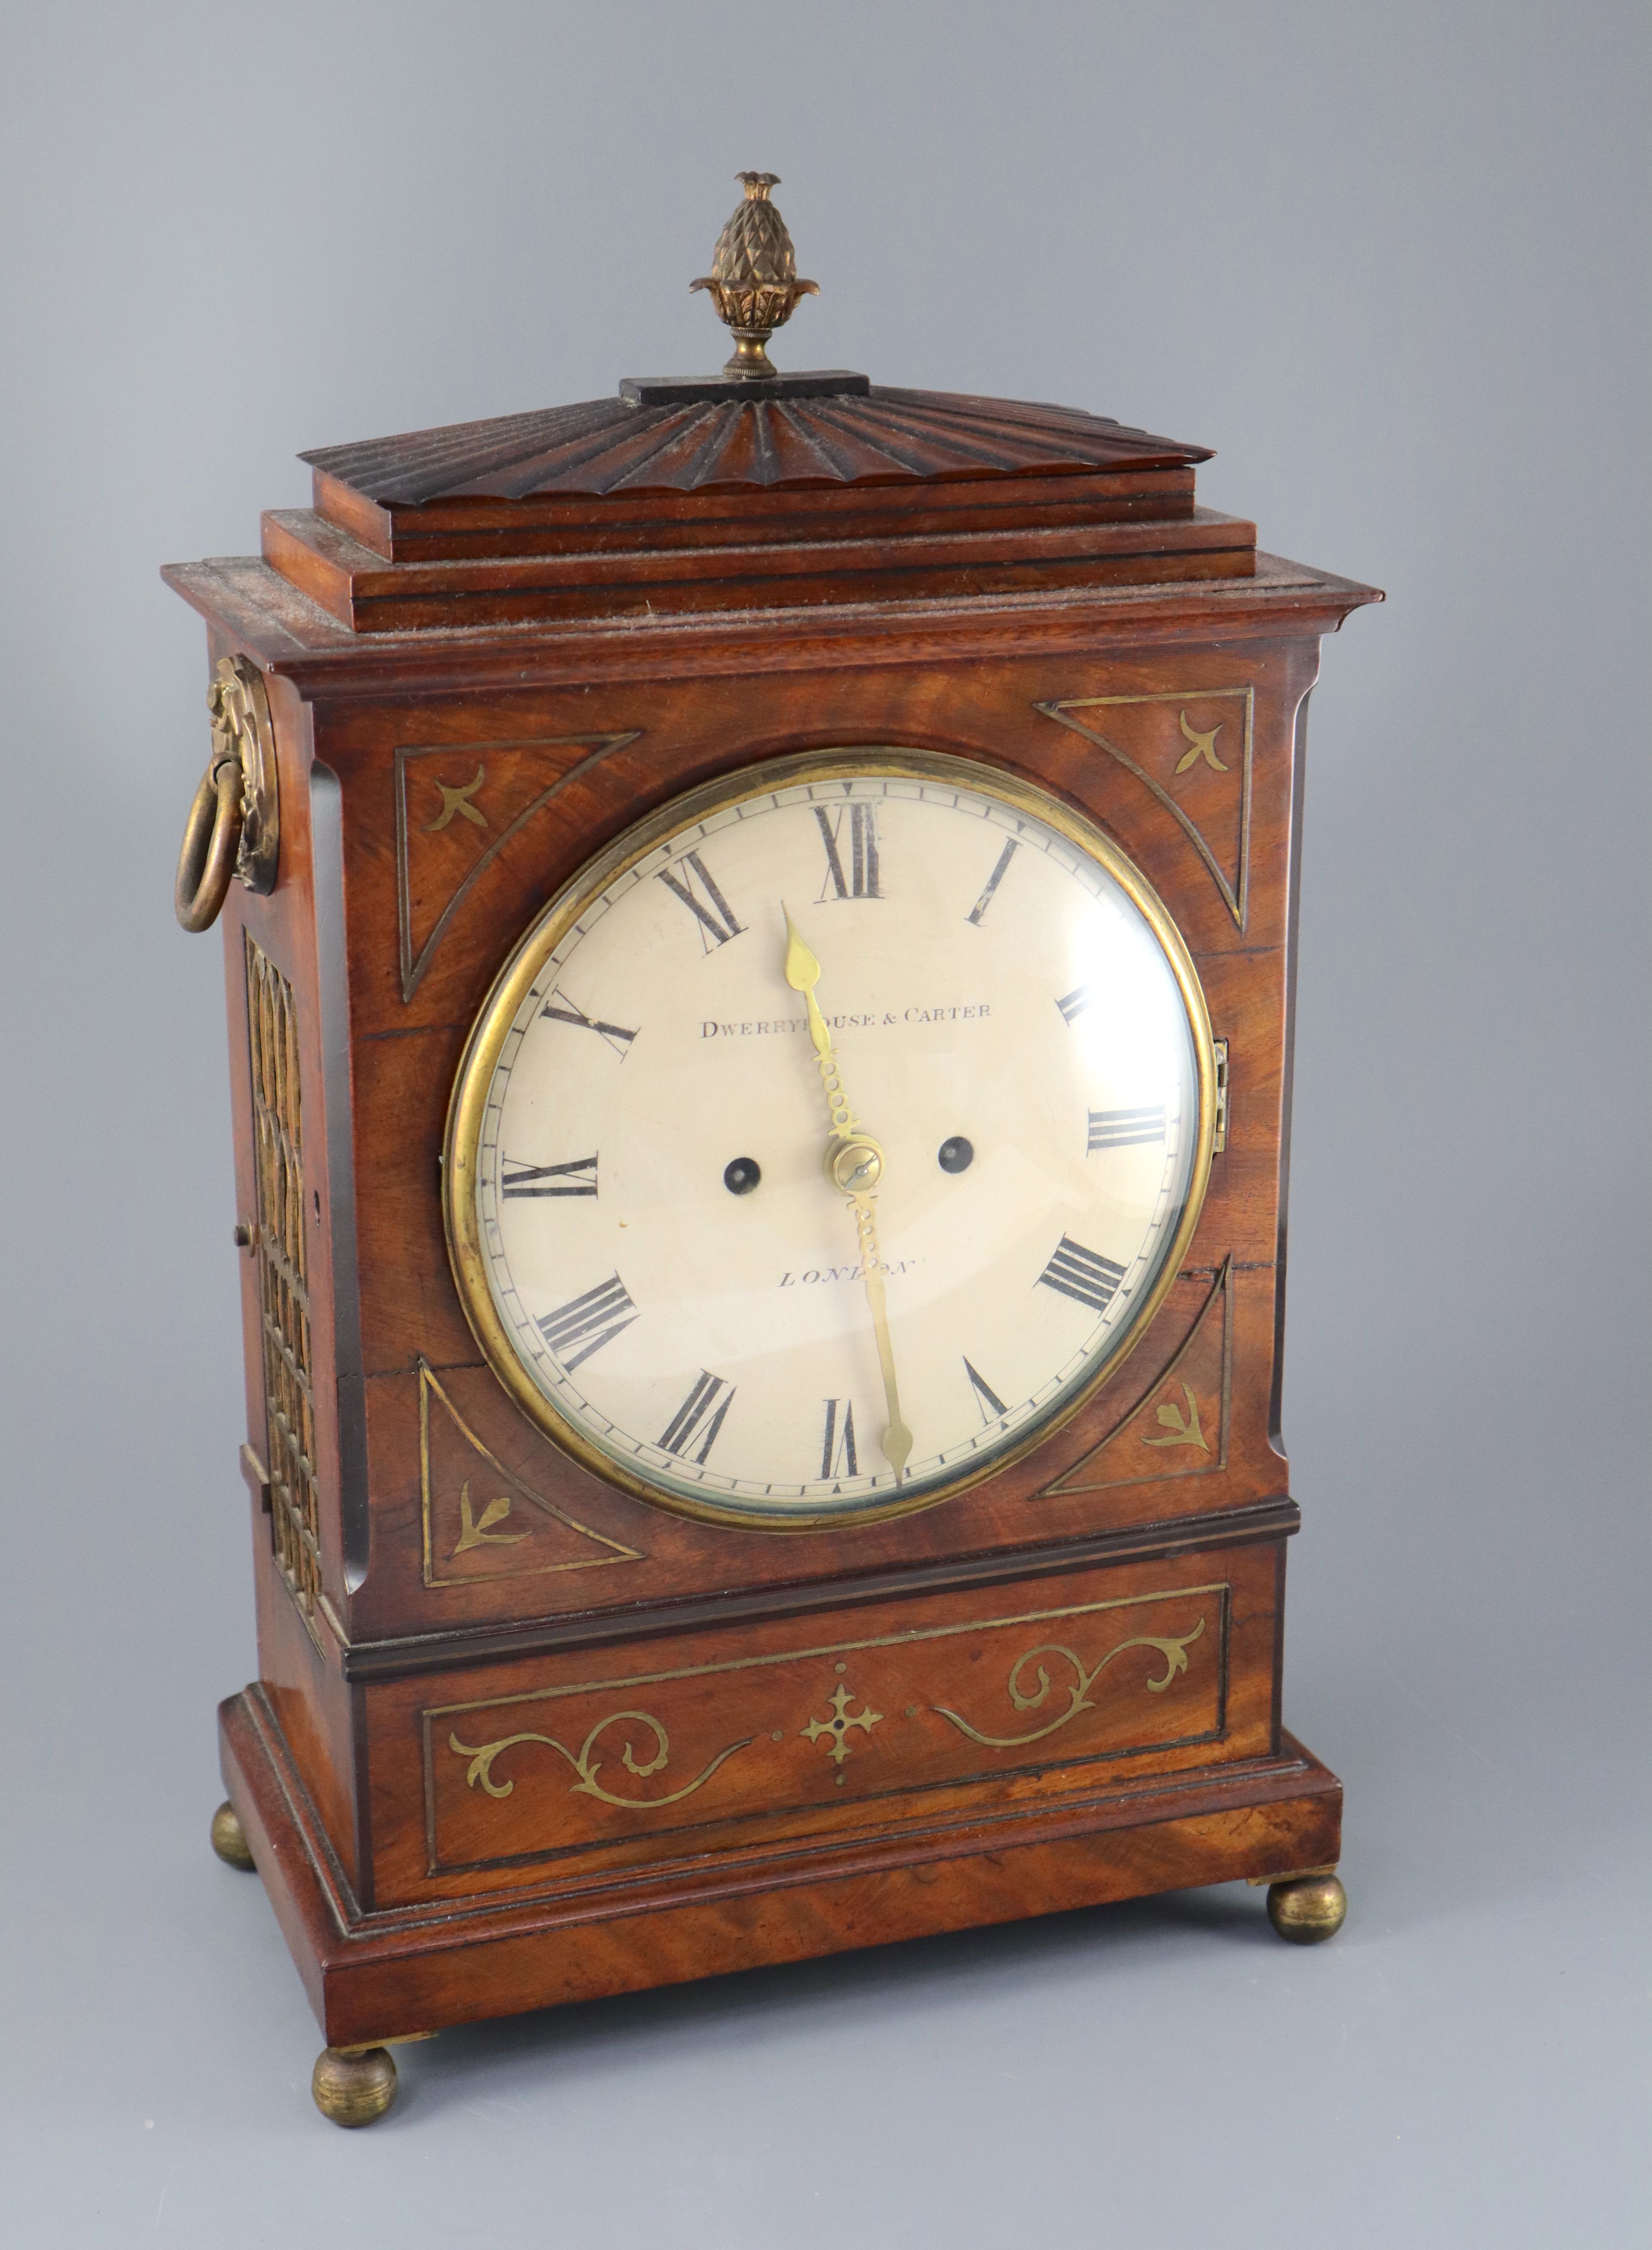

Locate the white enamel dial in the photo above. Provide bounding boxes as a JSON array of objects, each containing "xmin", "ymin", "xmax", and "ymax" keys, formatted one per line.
[{"xmin": 446, "ymin": 753, "xmax": 1214, "ymax": 1526}]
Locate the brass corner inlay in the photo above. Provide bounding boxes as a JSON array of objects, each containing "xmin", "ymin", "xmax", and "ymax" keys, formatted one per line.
[
  {"xmin": 1035, "ymin": 1257, "xmax": 1233, "ymax": 1498},
  {"xmin": 1142, "ymin": 1381, "xmax": 1209, "ymax": 1451},
  {"xmin": 931, "ymin": 1617, "xmax": 1206, "ymax": 1750},
  {"xmin": 1175, "ymin": 709, "xmax": 1229, "ymax": 773},
  {"xmin": 418, "ymin": 1360, "xmax": 643, "ymax": 1587},
  {"xmin": 1034, "ymin": 688, "xmax": 1255, "ymax": 930},
  {"xmin": 422, "ymin": 764, "xmax": 488, "ymax": 833},
  {"xmin": 453, "ymin": 1483, "xmax": 528, "ymax": 1550},
  {"xmin": 394, "ymin": 732, "xmax": 641, "ymax": 1003}
]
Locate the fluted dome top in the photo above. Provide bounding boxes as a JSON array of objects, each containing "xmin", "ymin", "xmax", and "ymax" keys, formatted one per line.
[{"xmin": 301, "ymin": 384, "xmax": 1211, "ymax": 509}]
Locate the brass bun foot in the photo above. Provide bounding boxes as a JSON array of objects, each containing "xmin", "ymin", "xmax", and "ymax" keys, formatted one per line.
[
  {"xmin": 1266, "ymin": 1871, "xmax": 1347, "ymax": 1944},
  {"xmin": 311, "ymin": 2046, "xmax": 398, "ymax": 2128},
  {"xmin": 209, "ymin": 1800, "xmax": 255, "ymax": 1871}
]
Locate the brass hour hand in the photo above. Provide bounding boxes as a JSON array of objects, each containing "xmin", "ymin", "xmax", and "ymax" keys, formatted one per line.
[
  {"xmin": 783, "ymin": 905, "xmax": 856, "ymax": 1140},
  {"xmin": 783, "ymin": 902, "xmax": 871, "ymax": 1157},
  {"xmin": 781, "ymin": 906, "xmax": 822, "ymax": 1005}
]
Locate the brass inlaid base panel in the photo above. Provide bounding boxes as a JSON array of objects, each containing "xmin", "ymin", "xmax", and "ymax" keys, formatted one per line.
[
  {"xmin": 419, "ymin": 1577, "xmax": 1231, "ymax": 1883},
  {"xmin": 1035, "ymin": 688, "xmax": 1255, "ymax": 929}
]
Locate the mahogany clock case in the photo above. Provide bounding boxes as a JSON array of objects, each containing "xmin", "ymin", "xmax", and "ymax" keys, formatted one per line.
[{"xmin": 166, "ymin": 376, "xmax": 1378, "ymax": 2069}]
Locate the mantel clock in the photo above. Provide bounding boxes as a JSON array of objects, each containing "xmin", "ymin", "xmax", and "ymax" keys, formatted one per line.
[{"xmin": 169, "ymin": 175, "xmax": 1380, "ymax": 2125}]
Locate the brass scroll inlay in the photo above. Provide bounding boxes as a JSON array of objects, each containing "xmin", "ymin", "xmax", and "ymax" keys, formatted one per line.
[
  {"xmin": 931, "ymin": 1618, "xmax": 1206, "ymax": 1750},
  {"xmin": 449, "ymin": 1713, "xmax": 754, "ymax": 1812},
  {"xmin": 424, "ymin": 1581, "xmax": 1226, "ymax": 1875},
  {"xmin": 245, "ymin": 936, "xmax": 321, "ymax": 1642}
]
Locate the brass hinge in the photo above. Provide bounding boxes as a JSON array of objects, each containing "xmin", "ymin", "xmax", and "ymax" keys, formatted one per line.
[{"xmin": 1212, "ymin": 1038, "xmax": 1229, "ymax": 1153}]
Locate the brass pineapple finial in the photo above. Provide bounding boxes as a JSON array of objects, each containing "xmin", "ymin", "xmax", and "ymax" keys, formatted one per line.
[{"xmin": 691, "ymin": 171, "xmax": 819, "ymax": 379}]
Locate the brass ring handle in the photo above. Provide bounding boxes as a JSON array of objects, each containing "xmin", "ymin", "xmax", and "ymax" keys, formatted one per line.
[
  {"xmin": 174, "ymin": 655, "xmax": 281, "ymax": 933},
  {"xmin": 174, "ymin": 751, "xmax": 244, "ymax": 932}
]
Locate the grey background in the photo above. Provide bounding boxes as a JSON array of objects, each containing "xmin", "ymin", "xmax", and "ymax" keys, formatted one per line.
[{"xmin": 1, "ymin": 2, "xmax": 1646, "ymax": 2243}]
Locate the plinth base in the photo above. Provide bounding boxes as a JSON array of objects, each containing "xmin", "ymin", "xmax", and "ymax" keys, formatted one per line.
[{"xmin": 218, "ymin": 1685, "xmax": 1342, "ymax": 2056}]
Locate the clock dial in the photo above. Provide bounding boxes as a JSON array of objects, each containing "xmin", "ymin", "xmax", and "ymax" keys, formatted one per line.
[{"xmin": 446, "ymin": 752, "xmax": 1215, "ymax": 1526}]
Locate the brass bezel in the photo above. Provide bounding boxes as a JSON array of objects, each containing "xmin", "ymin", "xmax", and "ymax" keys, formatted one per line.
[{"xmin": 443, "ymin": 748, "xmax": 1217, "ymax": 1533}]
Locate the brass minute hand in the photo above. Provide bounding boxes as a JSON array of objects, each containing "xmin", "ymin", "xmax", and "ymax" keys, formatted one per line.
[
  {"xmin": 783, "ymin": 908, "xmax": 913, "ymax": 1480},
  {"xmin": 852, "ymin": 1198, "xmax": 913, "ymax": 1481}
]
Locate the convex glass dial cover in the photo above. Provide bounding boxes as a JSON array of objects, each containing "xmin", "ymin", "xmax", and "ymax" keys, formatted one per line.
[{"xmin": 444, "ymin": 751, "xmax": 1215, "ymax": 1526}]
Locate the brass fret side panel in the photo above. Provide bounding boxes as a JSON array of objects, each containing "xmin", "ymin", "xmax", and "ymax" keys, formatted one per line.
[{"xmin": 245, "ymin": 935, "xmax": 322, "ymax": 1637}]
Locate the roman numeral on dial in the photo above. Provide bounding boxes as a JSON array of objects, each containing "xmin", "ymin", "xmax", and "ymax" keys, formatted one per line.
[
  {"xmin": 1056, "ymin": 986, "xmax": 1093, "ymax": 1024},
  {"xmin": 657, "ymin": 851, "xmax": 745, "ymax": 949},
  {"xmin": 967, "ymin": 839, "xmax": 1018, "ymax": 925},
  {"xmin": 501, "ymin": 1155, "xmax": 599, "ymax": 1197},
  {"xmin": 537, "ymin": 1273, "xmax": 637, "ymax": 1370},
  {"xmin": 1087, "ymin": 1105, "xmax": 1166, "ymax": 1153},
  {"xmin": 540, "ymin": 986, "xmax": 637, "ymax": 1057},
  {"xmin": 963, "ymin": 1359, "xmax": 1007, "ymax": 1423},
  {"xmin": 659, "ymin": 1371, "xmax": 735, "ymax": 1463},
  {"xmin": 815, "ymin": 803, "xmax": 882, "ymax": 900},
  {"xmin": 1038, "ymin": 1236, "xmax": 1128, "ymax": 1315},
  {"xmin": 819, "ymin": 1398, "xmax": 858, "ymax": 1479}
]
